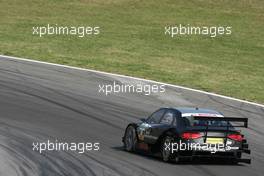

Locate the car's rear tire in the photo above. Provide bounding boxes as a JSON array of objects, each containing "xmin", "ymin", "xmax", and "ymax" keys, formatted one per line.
[
  {"xmin": 124, "ymin": 126, "xmax": 137, "ymax": 152},
  {"xmin": 229, "ymin": 152, "xmax": 241, "ymax": 165},
  {"xmin": 161, "ymin": 136, "xmax": 180, "ymax": 162}
]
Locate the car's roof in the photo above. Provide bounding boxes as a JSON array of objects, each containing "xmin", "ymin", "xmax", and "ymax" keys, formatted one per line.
[{"xmin": 170, "ymin": 107, "xmax": 222, "ymax": 115}]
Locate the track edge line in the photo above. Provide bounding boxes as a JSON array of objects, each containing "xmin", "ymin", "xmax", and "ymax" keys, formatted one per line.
[{"xmin": 1, "ymin": 54, "xmax": 263, "ymax": 108}]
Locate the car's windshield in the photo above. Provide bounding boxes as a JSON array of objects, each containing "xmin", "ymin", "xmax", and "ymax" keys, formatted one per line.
[{"xmin": 183, "ymin": 116, "xmax": 231, "ymax": 127}]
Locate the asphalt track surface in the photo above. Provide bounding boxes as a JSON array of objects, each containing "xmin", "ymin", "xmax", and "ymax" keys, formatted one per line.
[{"xmin": 0, "ymin": 56, "xmax": 263, "ymax": 176}]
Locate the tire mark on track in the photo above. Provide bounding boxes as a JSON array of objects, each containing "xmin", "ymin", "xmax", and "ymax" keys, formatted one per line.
[{"xmin": 0, "ymin": 82, "xmax": 122, "ymax": 130}]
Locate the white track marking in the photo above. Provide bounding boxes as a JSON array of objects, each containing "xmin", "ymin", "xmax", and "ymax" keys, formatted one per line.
[{"xmin": 1, "ymin": 54, "xmax": 263, "ymax": 108}]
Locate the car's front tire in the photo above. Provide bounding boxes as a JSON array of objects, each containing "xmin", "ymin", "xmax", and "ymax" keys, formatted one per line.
[{"xmin": 124, "ymin": 126, "xmax": 138, "ymax": 152}]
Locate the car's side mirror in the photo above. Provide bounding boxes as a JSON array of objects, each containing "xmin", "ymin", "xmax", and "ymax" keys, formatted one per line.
[{"xmin": 140, "ymin": 118, "xmax": 147, "ymax": 122}]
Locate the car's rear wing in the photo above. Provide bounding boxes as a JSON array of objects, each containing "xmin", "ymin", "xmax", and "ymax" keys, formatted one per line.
[
  {"xmin": 191, "ymin": 116, "xmax": 250, "ymax": 164},
  {"xmin": 192, "ymin": 116, "xmax": 248, "ymax": 128}
]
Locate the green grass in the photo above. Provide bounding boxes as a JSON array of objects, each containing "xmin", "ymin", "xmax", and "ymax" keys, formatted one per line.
[{"xmin": 1, "ymin": 0, "xmax": 264, "ymax": 103}]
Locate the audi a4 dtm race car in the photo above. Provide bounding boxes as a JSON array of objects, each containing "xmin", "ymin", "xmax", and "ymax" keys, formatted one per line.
[{"xmin": 122, "ymin": 107, "xmax": 251, "ymax": 164}]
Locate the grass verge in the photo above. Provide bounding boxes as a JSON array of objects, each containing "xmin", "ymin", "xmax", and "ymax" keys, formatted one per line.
[{"xmin": 0, "ymin": 0, "xmax": 264, "ymax": 103}]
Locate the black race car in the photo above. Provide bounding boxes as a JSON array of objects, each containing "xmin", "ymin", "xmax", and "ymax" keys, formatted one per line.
[{"xmin": 122, "ymin": 107, "xmax": 250, "ymax": 164}]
